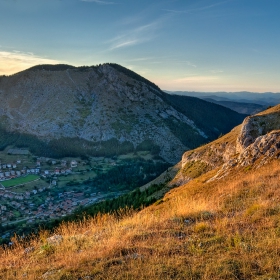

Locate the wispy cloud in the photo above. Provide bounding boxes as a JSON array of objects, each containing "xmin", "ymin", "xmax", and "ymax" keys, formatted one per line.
[
  {"xmin": 0, "ymin": 50, "xmax": 61, "ymax": 75},
  {"xmin": 107, "ymin": 20, "xmax": 163, "ymax": 51},
  {"xmin": 175, "ymin": 75, "xmax": 219, "ymax": 83},
  {"xmin": 163, "ymin": 0, "xmax": 232, "ymax": 14},
  {"xmin": 184, "ymin": 61, "xmax": 197, "ymax": 68},
  {"xmin": 126, "ymin": 57, "xmax": 155, "ymax": 62},
  {"xmin": 80, "ymin": 0, "xmax": 115, "ymax": 4},
  {"xmin": 211, "ymin": 69, "xmax": 224, "ymax": 73},
  {"xmin": 112, "ymin": 40, "xmax": 138, "ymax": 49}
]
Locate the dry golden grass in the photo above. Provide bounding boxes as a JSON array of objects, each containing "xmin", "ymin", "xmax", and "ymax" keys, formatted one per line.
[{"xmin": 1, "ymin": 160, "xmax": 280, "ymax": 279}]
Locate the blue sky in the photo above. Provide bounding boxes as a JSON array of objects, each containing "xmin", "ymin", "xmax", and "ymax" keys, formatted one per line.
[{"xmin": 0, "ymin": 0, "xmax": 280, "ymax": 92}]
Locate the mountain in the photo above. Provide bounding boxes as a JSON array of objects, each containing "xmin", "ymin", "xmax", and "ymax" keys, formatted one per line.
[
  {"xmin": 1, "ymin": 105, "xmax": 280, "ymax": 279},
  {"xmin": 167, "ymin": 90, "xmax": 280, "ymax": 106},
  {"xmin": 0, "ymin": 64, "xmax": 245, "ymax": 164},
  {"xmin": 202, "ymin": 98, "xmax": 267, "ymax": 115}
]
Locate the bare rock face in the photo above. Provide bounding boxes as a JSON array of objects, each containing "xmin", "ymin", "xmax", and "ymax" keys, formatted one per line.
[
  {"xmin": 176, "ymin": 105, "xmax": 280, "ymax": 184},
  {"xmin": 236, "ymin": 106, "xmax": 280, "ymax": 153},
  {"xmin": 209, "ymin": 129, "xmax": 280, "ymax": 182},
  {"xmin": 238, "ymin": 130, "xmax": 280, "ymax": 166}
]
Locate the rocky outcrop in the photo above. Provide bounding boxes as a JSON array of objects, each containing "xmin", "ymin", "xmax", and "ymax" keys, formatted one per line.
[
  {"xmin": 176, "ymin": 105, "xmax": 280, "ymax": 184},
  {"xmin": 238, "ymin": 130, "xmax": 280, "ymax": 166},
  {"xmin": 236, "ymin": 105, "xmax": 280, "ymax": 153},
  {"xmin": 209, "ymin": 129, "xmax": 280, "ymax": 181}
]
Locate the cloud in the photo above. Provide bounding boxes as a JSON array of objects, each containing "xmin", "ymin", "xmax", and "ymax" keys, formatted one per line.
[
  {"xmin": 108, "ymin": 20, "xmax": 163, "ymax": 51},
  {"xmin": 175, "ymin": 75, "xmax": 219, "ymax": 83},
  {"xmin": 184, "ymin": 61, "xmax": 197, "ymax": 68},
  {"xmin": 0, "ymin": 50, "xmax": 61, "ymax": 75},
  {"xmin": 112, "ymin": 40, "xmax": 139, "ymax": 49},
  {"xmin": 163, "ymin": 0, "xmax": 232, "ymax": 14},
  {"xmin": 80, "ymin": 0, "xmax": 115, "ymax": 4},
  {"xmin": 211, "ymin": 69, "xmax": 224, "ymax": 73},
  {"xmin": 126, "ymin": 57, "xmax": 154, "ymax": 62}
]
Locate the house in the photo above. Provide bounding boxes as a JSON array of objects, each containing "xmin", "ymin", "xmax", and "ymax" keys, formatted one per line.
[
  {"xmin": 71, "ymin": 160, "xmax": 78, "ymax": 168},
  {"xmin": 55, "ymin": 169, "xmax": 60, "ymax": 175},
  {"xmin": 61, "ymin": 160, "xmax": 67, "ymax": 167},
  {"xmin": 7, "ymin": 164, "xmax": 11, "ymax": 168},
  {"xmin": 16, "ymin": 171, "xmax": 21, "ymax": 176},
  {"xmin": 12, "ymin": 164, "xmax": 17, "ymax": 169},
  {"xmin": 4, "ymin": 172, "xmax": 10, "ymax": 177},
  {"xmin": 17, "ymin": 160, "xmax": 21, "ymax": 164}
]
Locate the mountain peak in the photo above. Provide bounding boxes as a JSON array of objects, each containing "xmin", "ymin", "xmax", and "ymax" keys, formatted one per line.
[{"xmin": 0, "ymin": 63, "xmax": 244, "ymax": 163}]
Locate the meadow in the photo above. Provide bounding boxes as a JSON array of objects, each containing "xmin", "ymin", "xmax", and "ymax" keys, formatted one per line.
[
  {"xmin": 1, "ymin": 160, "xmax": 280, "ymax": 279},
  {"xmin": 1, "ymin": 175, "xmax": 39, "ymax": 188}
]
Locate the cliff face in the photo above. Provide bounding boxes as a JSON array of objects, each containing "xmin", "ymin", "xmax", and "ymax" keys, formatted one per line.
[
  {"xmin": 0, "ymin": 64, "xmax": 244, "ymax": 163},
  {"xmin": 236, "ymin": 106, "xmax": 280, "ymax": 152},
  {"xmin": 173, "ymin": 105, "xmax": 280, "ymax": 184}
]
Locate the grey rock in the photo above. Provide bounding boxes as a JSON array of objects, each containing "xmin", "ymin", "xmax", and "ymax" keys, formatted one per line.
[{"xmin": 46, "ymin": 235, "xmax": 63, "ymax": 246}]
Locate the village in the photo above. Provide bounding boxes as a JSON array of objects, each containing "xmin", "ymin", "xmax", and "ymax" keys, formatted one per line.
[
  {"xmin": 0, "ymin": 148, "xmax": 143, "ymax": 242},
  {"xmin": 0, "ymin": 148, "xmax": 162, "ymax": 241},
  {"xmin": 0, "ymin": 156, "xmax": 85, "ymax": 226},
  {"xmin": 0, "ymin": 156, "xmax": 78, "ymax": 182}
]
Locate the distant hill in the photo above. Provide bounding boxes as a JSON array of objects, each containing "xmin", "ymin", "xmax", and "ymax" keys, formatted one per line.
[
  {"xmin": 0, "ymin": 64, "xmax": 245, "ymax": 164},
  {"xmin": 202, "ymin": 98, "xmax": 267, "ymax": 115},
  {"xmin": 166, "ymin": 90, "xmax": 280, "ymax": 106}
]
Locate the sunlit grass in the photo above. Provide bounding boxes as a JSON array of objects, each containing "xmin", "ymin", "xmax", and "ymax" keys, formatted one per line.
[{"xmin": 1, "ymin": 161, "xmax": 280, "ymax": 279}]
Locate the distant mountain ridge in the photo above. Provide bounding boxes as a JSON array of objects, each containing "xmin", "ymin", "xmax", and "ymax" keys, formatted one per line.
[
  {"xmin": 0, "ymin": 64, "xmax": 245, "ymax": 163},
  {"xmin": 166, "ymin": 90, "xmax": 280, "ymax": 106},
  {"xmin": 202, "ymin": 98, "xmax": 267, "ymax": 115}
]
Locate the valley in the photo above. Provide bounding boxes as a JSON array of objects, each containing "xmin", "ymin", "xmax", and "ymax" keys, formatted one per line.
[{"xmin": 0, "ymin": 146, "xmax": 169, "ymax": 241}]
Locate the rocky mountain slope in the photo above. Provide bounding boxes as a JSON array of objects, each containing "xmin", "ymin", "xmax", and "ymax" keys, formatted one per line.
[
  {"xmin": 170, "ymin": 104, "xmax": 280, "ymax": 185},
  {"xmin": 0, "ymin": 64, "xmax": 245, "ymax": 163}
]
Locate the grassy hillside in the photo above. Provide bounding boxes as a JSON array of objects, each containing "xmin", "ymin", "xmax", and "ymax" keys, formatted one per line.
[{"xmin": 1, "ymin": 158, "xmax": 280, "ymax": 279}]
